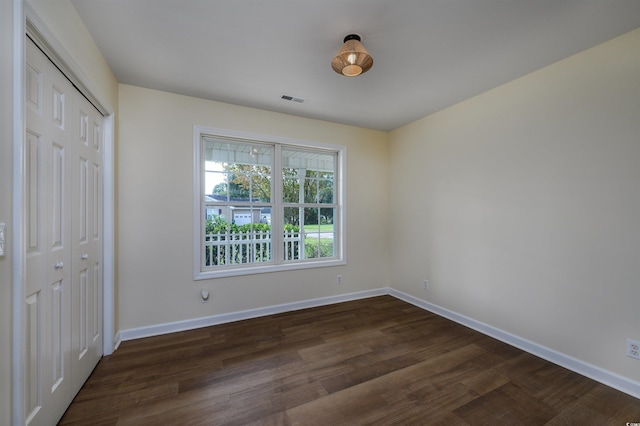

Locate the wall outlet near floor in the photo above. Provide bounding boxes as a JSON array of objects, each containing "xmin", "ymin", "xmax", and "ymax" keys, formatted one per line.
[
  {"xmin": 627, "ymin": 339, "xmax": 640, "ymax": 360},
  {"xmin": 423, "ymin": 279, "xmax": 429, "ymax": 290},
  {"xmin": 336, "ymin": 274, "xmax": 343, "ymax": 285}
]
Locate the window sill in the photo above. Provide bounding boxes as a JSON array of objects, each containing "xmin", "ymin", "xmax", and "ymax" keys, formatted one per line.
[{"xmin": 194, "ymin": 258, "xmax": 347, "ymax": 280}]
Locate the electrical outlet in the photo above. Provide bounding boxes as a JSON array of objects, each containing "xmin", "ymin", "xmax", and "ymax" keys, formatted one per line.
[
  {"xmin": 423, "ymin": 279, "xmax": 429, "ymax": 290},
  {"xmin": 627, "ymin": 339, "xmax": 640, "ymax": 360},
  {"xmin": 336, "ymin": 275, "xmax": 343, "ymax": 285}
]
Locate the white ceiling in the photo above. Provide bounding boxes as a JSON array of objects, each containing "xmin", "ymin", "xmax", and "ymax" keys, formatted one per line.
[{"xmin": 71, "ymin": 0, "xmax": 640, "ymax": 131}]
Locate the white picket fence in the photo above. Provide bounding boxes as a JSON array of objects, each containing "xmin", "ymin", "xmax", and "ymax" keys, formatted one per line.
[
  {"xmin": 204, "ymin": 230, "xmax": 302, "ymax": 266},
  {"xmin": 283, "ymin": 231, "xmax": 302, "ymax": 261}
]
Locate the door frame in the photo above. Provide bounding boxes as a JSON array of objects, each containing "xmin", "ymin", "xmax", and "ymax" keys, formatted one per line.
[{"xmin": 12, "ymin": 2, "xmax": 116, "ymax": 423}]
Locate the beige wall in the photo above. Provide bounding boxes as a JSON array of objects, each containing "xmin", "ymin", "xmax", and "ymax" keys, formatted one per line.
[
  {"xmin": 389, "ymin": 28, "xmax": 640, "ymax": 381},
  {"xmin": 117, "ymin": 85, "xmax": 390, "ymax": 330}
]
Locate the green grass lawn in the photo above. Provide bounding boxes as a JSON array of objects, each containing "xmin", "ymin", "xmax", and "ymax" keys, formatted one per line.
[{"xmin": 304, "ymin": 224, "xmax": 335, "ymax": 233}]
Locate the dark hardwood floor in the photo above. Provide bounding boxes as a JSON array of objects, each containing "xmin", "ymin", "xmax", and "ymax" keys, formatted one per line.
[{"xmin": 59, "ymin": 295, "xmax": 640, "ymax": 425}]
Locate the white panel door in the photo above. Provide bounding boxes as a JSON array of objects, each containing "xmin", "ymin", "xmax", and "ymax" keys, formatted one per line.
[
  {"xmin": 25, "ymin": 36, "xmax": 104, "ymax": 426},
  {"xmin": 25, "ymin": 36, "xmax": 73, "ymax": 426},
  {"xmin": 71, "ymin": 87, "xmax": 104, "ymax": 391}
]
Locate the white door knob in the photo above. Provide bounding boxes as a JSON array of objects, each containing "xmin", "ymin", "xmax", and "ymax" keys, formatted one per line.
[
  {"xmin": 55, "ymin": 261, "xmax": 64, "ymax": 269},
  {"xmin": 81, "ymin": 253, "xmax": 89, "ymax": 260}
]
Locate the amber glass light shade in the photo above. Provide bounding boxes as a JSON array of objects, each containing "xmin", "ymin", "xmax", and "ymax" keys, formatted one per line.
[{"xmin": 331, "ymin": 34, "xmax": 373, "ymax": 77}]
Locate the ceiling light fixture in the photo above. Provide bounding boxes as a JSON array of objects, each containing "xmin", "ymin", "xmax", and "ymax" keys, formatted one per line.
[{"xmin": 331, "ymin": 34, "xmax": 373, "ymax": 77}]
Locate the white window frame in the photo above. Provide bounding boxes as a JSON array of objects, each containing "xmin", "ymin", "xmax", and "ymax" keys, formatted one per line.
[{"xmin": 194, "ymin": 125, "xmax": 346, "ymax": 280}]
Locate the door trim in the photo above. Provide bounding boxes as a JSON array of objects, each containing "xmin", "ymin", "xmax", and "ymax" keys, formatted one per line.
[
  {"xmin": 11, "ymin": 1, "xmax": 25, "ymax": 424},
  {"xmin": 13, "ymin": 2, "xmax": 116, "ymax": 423}
]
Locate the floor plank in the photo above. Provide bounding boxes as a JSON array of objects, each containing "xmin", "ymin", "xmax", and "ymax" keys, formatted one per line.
[{"xmin": 59, "ymin": 295, "xmax": 640, "ymax": 425}]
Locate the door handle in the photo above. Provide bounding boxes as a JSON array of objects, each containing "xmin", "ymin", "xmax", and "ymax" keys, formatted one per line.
[
  {"xmin": 81, "ymin": 253, "xmax": 89, "ymax": 260},
  {"xmin": 55, "ymin": 261, "xmax": 64, "ymax": 269}
]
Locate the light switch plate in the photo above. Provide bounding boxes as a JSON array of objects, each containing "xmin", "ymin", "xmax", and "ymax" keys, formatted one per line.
[{"xmin": 0, "ymin": 223, "xmax": 5, "ymax": 257}]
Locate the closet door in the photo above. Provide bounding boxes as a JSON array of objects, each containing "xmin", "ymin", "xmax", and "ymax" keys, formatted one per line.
[
  {"xmin": 24, "ymin": 36, "xmax": 104, "ymax": 425},
  {"xmin": 71, "ymin": 89, "xmax": 104, "ymax": 391},
  {"xmin": 25, "ymin": 36, "xmax": 74, "ymax": 426}
]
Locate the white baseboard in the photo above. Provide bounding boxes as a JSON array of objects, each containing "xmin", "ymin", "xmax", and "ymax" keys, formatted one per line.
[
  {"xmin": 388, "ymin": 288, "xmax": 640, "ymax": 400},
  {"xmin": 113, "ymin": 331, "xmax": 122, "ymax": 351},
  {"xmin": 118, "ymin": 288, "xmax": 388, "ymax": 342},
  {"xmin": 115, "ymin": 286, "xmax": 639, "ymax": 400}
]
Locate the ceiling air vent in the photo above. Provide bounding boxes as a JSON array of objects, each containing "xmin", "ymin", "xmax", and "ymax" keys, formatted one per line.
[{"xmin": 281, "ymin": 94, "xmax": 305, "ymax": 103}]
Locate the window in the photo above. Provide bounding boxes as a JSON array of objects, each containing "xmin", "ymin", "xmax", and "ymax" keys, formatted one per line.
[{"xmin": 194, "ymin": 126, "xmax": 345, "ymax": 279}]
